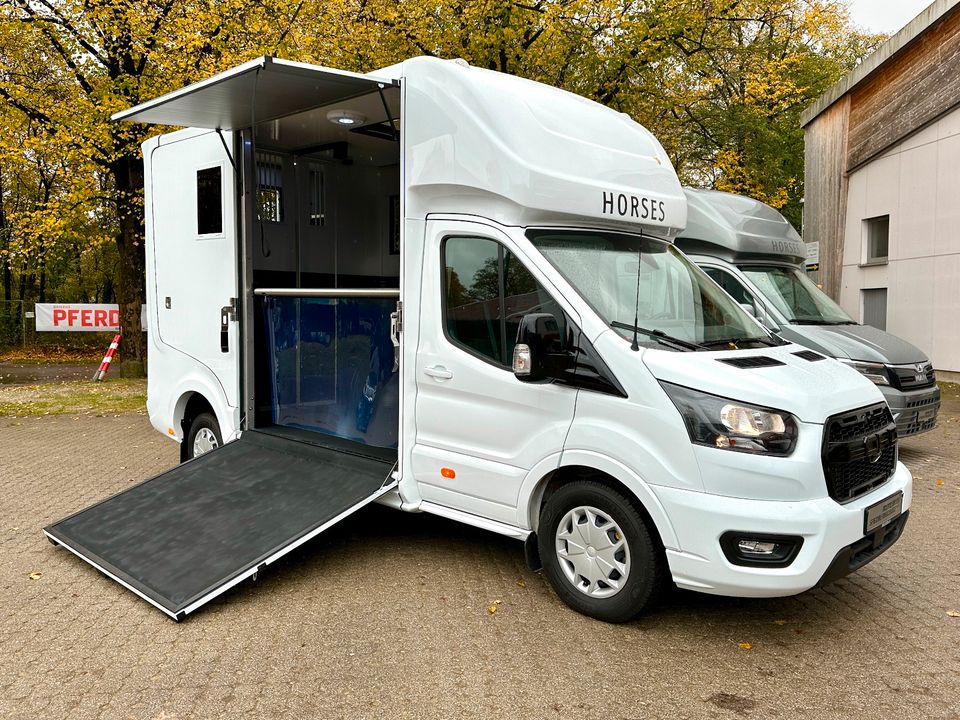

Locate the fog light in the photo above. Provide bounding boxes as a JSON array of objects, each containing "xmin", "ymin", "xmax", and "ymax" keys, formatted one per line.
[
  {"xmin": 720, "ymin": 532, "xmax": 803, "ymax": 568},
  {"xmin": 738, "ymin": 539, "xmax": 778, "ymax": 556}
]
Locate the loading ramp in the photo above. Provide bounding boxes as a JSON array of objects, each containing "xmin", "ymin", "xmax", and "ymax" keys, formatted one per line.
[{"xmin": 44, "ymin": 430, "xmax": 396, "ymax": 620}]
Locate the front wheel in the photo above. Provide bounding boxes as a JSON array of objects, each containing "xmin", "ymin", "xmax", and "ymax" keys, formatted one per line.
[
  {"xmin": 538, "ymin": 481, "xmax": 667, "ymax": 623},
  {"xmin": 185, "ymin": 412, "xmax": 222, "ymax": 460}
]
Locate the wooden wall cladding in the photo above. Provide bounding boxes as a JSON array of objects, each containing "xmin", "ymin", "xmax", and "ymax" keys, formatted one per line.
[{"xmin": 848, "ymin": 9, "xmax": 960, "ymax": 171}]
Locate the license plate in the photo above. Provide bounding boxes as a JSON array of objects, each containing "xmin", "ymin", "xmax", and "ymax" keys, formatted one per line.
[
  {"xmin": 864, "ymin": 491, "xmax": 903, "ymax": 534},
  {"xmin": 918, "ymin": 407, "xmax": 937, "ymax": 422}
]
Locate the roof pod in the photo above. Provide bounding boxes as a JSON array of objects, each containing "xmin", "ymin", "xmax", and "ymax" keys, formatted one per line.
[{"xmin": 679, "ymin": 188, "xmax": 805, "ymax": 264}]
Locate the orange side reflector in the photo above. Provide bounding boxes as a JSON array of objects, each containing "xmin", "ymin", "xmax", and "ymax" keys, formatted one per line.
[
  {"xmin": 440, "ymin": 467, "xmax": 456, "ymax": 479},
  {"xmin": 167, "ymin": 428, "xmax": 176, "ymax": 436}
]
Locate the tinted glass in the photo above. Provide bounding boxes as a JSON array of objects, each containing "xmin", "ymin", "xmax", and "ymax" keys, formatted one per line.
[
  {"xmin": 444, "ymin": 237, "xmax": 502, "ymax": 363},
  {"xmin": 444, "ymin": 237, "xmax": 562, "ymax": 366},
  {"xmin": 703, "ymin": 267, "xmax": 756, "ymax": 306},
  {"xmin": 740, "ymin": 265, "xmax": 852, "ymax": 324},
  {"xmin": 196, "ymin": 166, "xmax": 222, "ymax": 235}
]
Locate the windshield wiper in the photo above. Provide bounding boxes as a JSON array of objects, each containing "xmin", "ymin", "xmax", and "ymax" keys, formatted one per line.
[
  {"xmin": 611, "ymin": 322, "xmax": 707, "ymax": 352},
  {"xmin": 790, "ymin": 319, "xmax": 851, "ymax": 326},
  {"xmin": 700, "ymin": 335, "xmax": 783, "ymax": 349}
]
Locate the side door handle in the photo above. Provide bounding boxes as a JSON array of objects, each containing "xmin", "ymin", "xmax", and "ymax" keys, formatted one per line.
[
  {"xmin": 220, "ymin": 298, "xmax": 237, "ymax": 353},
  {"xmin": 423, "ymin": 365, "xmax": 453, "ymax": 380}
]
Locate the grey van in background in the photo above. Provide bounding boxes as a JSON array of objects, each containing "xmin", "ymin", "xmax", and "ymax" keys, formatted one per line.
[{"xmin": 677, "ymin": 188, "xmax": 940, "ymax": 437}]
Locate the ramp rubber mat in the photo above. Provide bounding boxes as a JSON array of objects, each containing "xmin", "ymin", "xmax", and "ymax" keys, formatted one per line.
[{"xmin": 44, "ymin": 430, "xmax": 396, "ymax": 620}]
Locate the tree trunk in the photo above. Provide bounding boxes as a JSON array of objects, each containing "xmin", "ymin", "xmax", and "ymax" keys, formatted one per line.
[{"xmin": 110, "ymin": 150, "xmax": 146, "ymax": 373}]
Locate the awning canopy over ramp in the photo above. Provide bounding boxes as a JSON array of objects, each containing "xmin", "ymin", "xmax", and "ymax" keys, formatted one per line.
[
  {"xmin": 112, "ymin": 56, "xmax": 398, "ymax": 129},
  {"xmin": 44, "ymin": 430, "xmax": 396, "ymax": 620}
]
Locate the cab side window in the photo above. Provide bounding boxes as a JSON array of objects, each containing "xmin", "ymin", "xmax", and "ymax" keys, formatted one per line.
[
  {"xmin": 703, "ymin": 266, "xmax": 758, "ymax": 308},
  {"xmin": 443, "ymin": 236, "xmax": 563, "ymax": 367}
]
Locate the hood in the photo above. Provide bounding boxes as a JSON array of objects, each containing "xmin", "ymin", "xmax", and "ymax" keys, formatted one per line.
[
  {"xmin": 779, "ymin": 323, "xmax": 929, "ymax": 365},
  {"xmin": 638, "ymin": 341, "xmax": 885, "ymax": 424}
]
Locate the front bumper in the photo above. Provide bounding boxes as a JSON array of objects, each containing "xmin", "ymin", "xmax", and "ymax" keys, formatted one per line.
[
  {"xmin": 881, "ymin": 384, "xmax": 941, "ymax": 437},
  {"xmin": 654, "ymin": 460, "xmax": 913, "ymax": 598}
]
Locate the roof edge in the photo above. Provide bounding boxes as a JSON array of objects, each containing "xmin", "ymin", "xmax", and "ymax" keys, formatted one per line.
[{"xmin": 801, "ymin": 0, "xmax": 959, "ymax": 127}]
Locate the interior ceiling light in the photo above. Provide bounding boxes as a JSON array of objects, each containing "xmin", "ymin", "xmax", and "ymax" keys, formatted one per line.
[{"xmin": 326, "ymin": 109, "xmax": 367, "ymax": 127}]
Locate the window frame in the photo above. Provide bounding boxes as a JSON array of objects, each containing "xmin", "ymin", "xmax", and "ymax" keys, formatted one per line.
[
  {"xmin": 862, "ymin": 215, "xmax": 890, "ymax": 266},
  {"xmin": 195, "ymin": 162, "xmax": 226, "ymax": 240}
]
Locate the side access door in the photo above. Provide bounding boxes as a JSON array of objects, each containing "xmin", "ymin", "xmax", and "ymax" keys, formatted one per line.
[
  {"xmin": 413, "ymin": 219, "xmax": 579, "ymax": 526},
  {"xmin": 147, "ymin": 129, "xmax": 240, "ymax": 408},
  {"xmin": 45, "ymin": 431, "xmax": 396, "ymax": 620}
]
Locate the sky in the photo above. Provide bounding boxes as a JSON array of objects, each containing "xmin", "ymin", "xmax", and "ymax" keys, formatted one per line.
[{"xmin": 847, "ymin": 0, "xmax": 935, "ymax": 34}]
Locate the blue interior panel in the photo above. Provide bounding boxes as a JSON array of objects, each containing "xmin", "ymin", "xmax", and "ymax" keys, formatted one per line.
[{"xmin": 263, "ymin": 296, "xmax": 399, "ymax": 449}]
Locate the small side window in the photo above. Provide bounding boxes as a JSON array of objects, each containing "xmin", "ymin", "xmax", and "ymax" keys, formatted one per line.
[
  {"xmin": 864, "ymin": 215, "xmax": 889, "ymax": 264},
  {"xmin": 256, "ymin": 151, "xmax": 284, "ymax": 223},
  {"xmin": 196, "ymin": 166, "xmax": 223, "ymax": 236}
]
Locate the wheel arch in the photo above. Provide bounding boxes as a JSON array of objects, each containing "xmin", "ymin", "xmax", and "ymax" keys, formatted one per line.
[{"xmin": 520, "ymin": 451, "xmax": 679, "ymax": 551}]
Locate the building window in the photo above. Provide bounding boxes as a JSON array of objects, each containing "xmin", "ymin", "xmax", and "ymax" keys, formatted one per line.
[
  {"xmin": 256, "ymin": 151, "xmax": 284, "ymax": 223},
  {"xmin": 864, "ymin": 215, "xmax": 889, "ymax": 264},
  {"xmin": 196, "ymin": 166, "xmax": 223, "ymax": 236},
  {"xmin": 862, "ymin": 288, "xmax": 887, "ymax": 331}
]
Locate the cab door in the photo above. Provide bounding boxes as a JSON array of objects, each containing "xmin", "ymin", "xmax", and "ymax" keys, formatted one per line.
[{"xmin": 413, "ymin": 219, "xmax": 579, "ymax": 525}]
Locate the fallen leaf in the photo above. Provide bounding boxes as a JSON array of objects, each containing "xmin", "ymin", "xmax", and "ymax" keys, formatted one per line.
[
  {"xmin": 773, "ymin": 620, "xmax": 787, "ymax": 626},
  {"xmin": 29, "ymin": 571, "xmax": 42, "ymax": 580},
  {"xmin": 947, "ymin": 610, "xmax": 960, "ymax": 618},
  {"xmin": 738, "ymin": 642, "xmax": 753, "ymax": 650},
  {"xmin": 936, "ymin": 479, "xmax": 945, "ymax": 487},
  {"xmin": 517, "ymin": 580, "xmax": 526, "ymax": 588},
  {"xmin": 487, "ymin": 605, "xmax": 498, "ymax": 615}
]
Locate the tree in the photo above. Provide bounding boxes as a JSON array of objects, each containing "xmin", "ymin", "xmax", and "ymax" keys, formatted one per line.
[
  {"xmin": 633, "ymin": 0, "xmax": 883, "ymax": 227},
  {"xmin": 0, "ymin": 0, "xmax": 308, "ymax": 365}
]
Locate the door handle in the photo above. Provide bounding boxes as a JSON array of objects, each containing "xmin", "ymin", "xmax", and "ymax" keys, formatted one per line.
[
  {"xmin": 220, "ymin": 298, "xmax": 237, "ymax": 353},
  {"xmin": 423, "ymin": 365, "xmax": 453, "ymax": 380}
]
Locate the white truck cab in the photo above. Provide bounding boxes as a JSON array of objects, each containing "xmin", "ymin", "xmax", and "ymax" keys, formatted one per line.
[{"xmin": 44, "ymin": 57, "xmax": 912, "ymax": 623}]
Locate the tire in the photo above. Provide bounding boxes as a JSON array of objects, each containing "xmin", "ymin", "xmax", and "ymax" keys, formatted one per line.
[
  {"xmin": 538, "ymin": 481, "xmax": 667, "ymax": 623},
  {"xmin": 185, "ymin": 412, "xmax": 222, "ymax": 460}
]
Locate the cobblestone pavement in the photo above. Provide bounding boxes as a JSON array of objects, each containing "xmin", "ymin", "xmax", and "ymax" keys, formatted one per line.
[{"xmin": 1, "ymin": 394, "xmax": 958, "ymax": 720}]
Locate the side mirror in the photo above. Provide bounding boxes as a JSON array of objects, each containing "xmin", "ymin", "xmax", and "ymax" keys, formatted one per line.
[
  {"xmin": 739, "ymin": 302, "xmax": 757, "ymax": 318},
  {"xmin": 512, "ymin": 313, "xmax": 569, "ymax": 382}
]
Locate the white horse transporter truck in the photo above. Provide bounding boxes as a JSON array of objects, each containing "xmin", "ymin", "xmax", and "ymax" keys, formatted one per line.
[{"xmin": 45, "ymin": 57, "xmax": 911, "ymax": 623}]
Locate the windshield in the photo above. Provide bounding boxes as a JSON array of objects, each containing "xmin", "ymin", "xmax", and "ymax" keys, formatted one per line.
[
  {"xmin": 528, "ymin": 229, "xmax": 770, "ymax": 350},
  {"xmin": 740, "ymin": 265, "xmax": 853, "ymax": 324}
]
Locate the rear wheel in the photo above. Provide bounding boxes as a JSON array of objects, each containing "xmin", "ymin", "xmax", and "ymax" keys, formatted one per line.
[
  {"xmin": 185, "ymin": 412, "xmax": 221, "ymax": 460},
  {"xmin": 538, "ymin": 481, "xmax": 667, "ymax": 623}
]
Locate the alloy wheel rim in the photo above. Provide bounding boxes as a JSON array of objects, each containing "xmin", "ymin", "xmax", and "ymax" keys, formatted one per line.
[
  {"xmin": 555, "ymin": 505, "xmax": 630, "ymax": 598},
  {"xmin": 193, "ymin": 427, "xmax": 219, "ymax": 456}
]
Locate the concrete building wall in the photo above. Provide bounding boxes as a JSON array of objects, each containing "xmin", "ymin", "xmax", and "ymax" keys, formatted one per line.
[{"xmin": 840, "ymin": 106, "xmax": 960, "ymax": 372}]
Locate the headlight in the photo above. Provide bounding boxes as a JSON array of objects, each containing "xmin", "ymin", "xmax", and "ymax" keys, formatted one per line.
[
  {"xmin": 838, "ymin": 359, "xmax": 890, "ymax": 386},
  {"xmin": 659, "ymin": 382, "xmax": 799, "ymax": 456}
]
